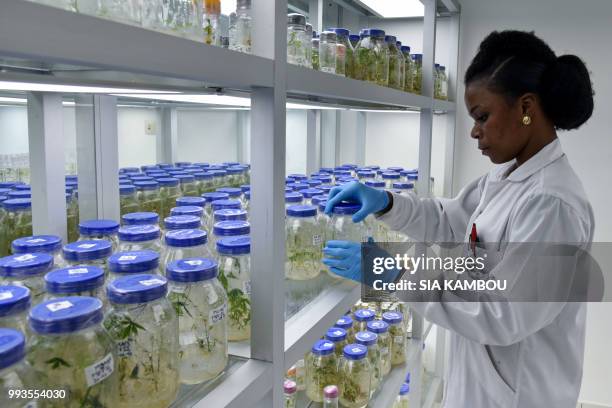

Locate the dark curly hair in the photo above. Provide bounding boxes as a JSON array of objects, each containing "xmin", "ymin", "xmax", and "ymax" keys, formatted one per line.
[{"xmin": 465, "ymin": 30, "xmax": 594, "ymax": 131}]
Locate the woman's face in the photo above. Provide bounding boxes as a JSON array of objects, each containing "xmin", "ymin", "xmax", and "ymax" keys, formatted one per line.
[{"xmin": 464, "ymin": 81, "xmax": 529, "ymax": 164}]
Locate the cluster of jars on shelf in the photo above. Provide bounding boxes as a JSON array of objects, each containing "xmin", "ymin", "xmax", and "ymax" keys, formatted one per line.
[
  {"xmin": 0, "ymin": 164, "xmax": 254, "ymax": 407},
  {"xmin": 286, "ymin": 14, "xmax": 449, "ymax": 98},
  {"xmin": 30, "ymin": 0, "xmax": 252, "ymax": 52},
  {"xmin": 283, "ymin": 300, "xmax": 411, "ymax": 408}
]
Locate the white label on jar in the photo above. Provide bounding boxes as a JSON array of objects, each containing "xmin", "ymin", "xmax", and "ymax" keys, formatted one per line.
[
  {"xmin": 393, "ymin": 336, "xmax": 404, "ymax": 344},
  {"xmin": 209, "ymin": 304, "xmax": 226, "ymax": 324},
  {"xmin": 14, "ymin": 254, "xmax": 35, "ymax": 262},
  {"xmin": 0, "ymin": 291, "xmax": 13, "ymax": 301},
  {"xmin": 242, "ymin": 280, "xmax": 251, "ymax": 296},
  {"xmin": 77, "ymin": 243, "xmax": 96, "ymax": 249},
  {"xmin": 184, "ymin": 259, "xmax": 203, "ymax": 266},
  {"xmin": 46, "ymin": 300, "xmax": 73, "ymax": 312},
  {"xmin": 312, "ymin": 234, "xmax": 323, "ymax": 246},
  {"xmin": 85, "ymin": 353, "xmax": 114, "ymax": 387},
  {"xmin": 118, "ymin": 255, "xmax": 137, "ymax": 261},
  {"xmin": 140, "ymin": 278, "xmax": 165, "ymax": 286},
  {"xmin": 68, "ymin": 268, "xmax": 89, "ymax": 275},
  {"xmin": 116, "ymin": 339, "xmax": 133, "ymax": 357},
  {"xmin": 26, "ymin": 238, "xmax": 46, "ymax": 243}
]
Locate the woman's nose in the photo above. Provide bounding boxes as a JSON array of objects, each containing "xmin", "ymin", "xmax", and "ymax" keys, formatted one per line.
[{"xmin": 471, "ymin": 124, "xmax": 482, "ymax": 139}]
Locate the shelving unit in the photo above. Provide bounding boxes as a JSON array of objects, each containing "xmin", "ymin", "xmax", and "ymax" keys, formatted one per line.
[{"xmin": 0, "ymin": 0, "xmax": 460, "ymax": 406}]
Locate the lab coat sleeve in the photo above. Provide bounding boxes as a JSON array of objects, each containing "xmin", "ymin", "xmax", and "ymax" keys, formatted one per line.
[
  {"xmin": 405, "ymin": 193, "xmax": 591, "ymax": 346},
  {"xmin": 377, "ymin": 176, "xmax": 485, "ymax": 243}
]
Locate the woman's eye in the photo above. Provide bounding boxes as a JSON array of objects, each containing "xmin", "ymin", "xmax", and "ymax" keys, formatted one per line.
[{"xmin": 477, "ymin": 114, "xmax": 488, "ymax": 123}]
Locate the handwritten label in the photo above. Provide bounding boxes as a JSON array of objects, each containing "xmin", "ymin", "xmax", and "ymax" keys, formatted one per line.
[
  {"xmin": 242, "ymin": 280, "xmax": 251, "ymax": 296},
  {"xmin": 312, "ymin": 234, "xmax": 323, "ymax": 246},
  {"xmin": 84, "ymin": 353, "xmax": 114, "ymax": 387},
  {"xmin": 116, "ymin": 339, "xmax": 133, "ymax": 357},
  {"xmin": 14, "ymin": 254, "xmax": 35, "ymax": 262},
  {"xmin": 184, "ymin": 260, "xmax": 203, "ymax": 266},
  {"xmin": 209, "ymin": 305, "xmax": 226, "ymax": 324},
  {"xmin": 26, "ymin": 238, "xmax": 46, "ymax": 243}
]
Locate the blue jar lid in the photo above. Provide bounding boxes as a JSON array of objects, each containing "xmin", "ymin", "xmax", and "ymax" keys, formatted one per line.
[
  {"xmin": 191, "ymin": 172, "xmax": 209, "ymax": 180},
  {"xmin": 285, "ymin": 192, "xmax": 304, "ymax": 203},
  {"xmin": 331, "ymin": 27, "xmax": 349, "ymax": 37},
  {"xmin": 287, "ymin": 182, "xmax": 309, "ymax": 191},
  {"xmin": 336, "ymin": 315, "xmax": 353, "ymax": 329},
  {"xmin": 367, "ymin": 165, "xmax": 380, "ymax": 170},
  {"xmin": 357, "ymin": 170, "xmax": 376, "ymax": 177},
  {"xmin": 0, "ymin": 181, "xmax": 21, "ymax": 188},
  {"xmin": 0, "ymin": 328, "xmax": 26, "ymax": 369},
  {"xmin": 407, "ymin": 174, "xmax": 418, "ymax": 180},
  {"xmin": 176, "ymin": 196, "xmax": 206, "ymax": 208},
  {"xmin": 130, "ymin": 176, "xmax": 154, "ymax": 182},
  {"xmin": 325, "ymin": 327, "xmax": 347, "ymax": 342},
  {"xmin": 349, "ymin": 34, "xmax": 360, "ymax": 42},
  {"xmin": 311, "ymin": 339, "xmax": 335, "ymax": 356},
  {"xmin": 331, "ymin": 201, "xmax": 361, "ymax": 215},
  {"xmin": 288, "ymin": 173, "xmax": 307, "ymax": 181},
  {"xmin": 298, "ymin": 188, "xmax": 324, "ymax": 198},
  {"xmin": 62, "ymin": 240, "xmax": 112, "ymax": 262},
  {"xmin": 319, "ymin": 167, "xmax": 334, "ymax": 174},
  {"xmin": 396, "ymin": 41, "xmax": 402, "ymax": 47},
  {"xmin": 317, "ymin": 184, "xmax": 334, "ymax": 193},
  {"xmin": 311, "ymin": 195, "xmax": 328, "ymax": 206},
  {"xmin": 213, "ymin": 220, "xmax": 250, "ymax": 236},
  {"xmin": 388, "ymin": 166, "xmax": 404, "ymax": 172},
  {"xmin": 365, "ymin": 180, "xmax": 385, "ymax": 188},
  {"xmin": 79, "ymin": 219, "xmax": 119, "ymax": 235},
  {"xmin": 0, "ymin": 195, "xmax": 7, "ymax": 203},
  {"xmin": 171, "ymin": 205, "xmax": 204, "ymax": 217},
  {"xmin": 118, "ymin": 225, "xmax": 161, "ymax": 242},
  {"xmin": 412, "ymin": 53, "xmax": 423, "ymax": 60},
  {"xmin": 45, "ymin": 266, "xmax": 105, "ymax": 294},
  {"xmin": 165, "ymin": 229, "xmax": 208, "ymax": 247},
  {"xmin": 133, "ymin": 180, "xmax": 159, "ymax": 190},
  {"xmin": 343, "ymin": 343, "xmax": 368, "ymax": 360},
  {"xmin": 108, "ymin": 250, "xmax": 160, "ymax": 273},
  {"xmin": 354, "ymin": 308, "xmax": 376, "ymax": 322},
  {"xmin": 342, "ymin": 164, "xmax": 358, "ymax": 169},
  {"xmin": 240, "ymin": 185, "xmax": 251, "ymax": 193},
  {"xmin": 175, "ymin": 161, "xmax": 192, "ymax": 167},
  {"xmin": 210, "ymin": 170, "xmax": 227, "ymax": 177},
  {"xmin": 12, "ymin": 235, "xmax": 62, "ymax": 254},
  {"xmin": 225, "ymin": 167, "xmax": 242, "ymax": 175},
  {"xmin": 222, "ymin": 161, "xmax": 240, "ymax": 166},
  {"xmin": 202, "ymin": 192, "xmax": 230, "ymax": 203},
  {"xmin": 175, "ymin": 174, "xmax": 195, "ymax": 183},
  {"xmin": 244, "ymin": 190, "xmax": 251, "ymax": 200},
  {"xmin": 385, "ymin": 35, "xmax": 397, "ymax": 43},
  {"xmin": 382, "ymin": 172, "xmax": 401, "ymax": 179},
  {"xmin": 141, "ymin": 165, "xmax": 160, "ymax": 171},
  {"xmin": 156, "ymin": 177, "xmax": 180, "ymax": 187},
  {"xmin": 400, "ymin": 169, "xmax": 418, "ymax": 175},
  {"xmin": 157, "ymin": 163, "xmax": 173, "ymax": 169},
  {"xmin": 216, "ymin": 187, "xmax": 242, "ymax": 198},
  {"xmin": 382, "ymin": 311, "xmax": 403, "ymax": 324},
  {"xmin": 12, "ymin": 184, "xmax": 31, "ymax": 191},
  {"xmin": 400, "ymin": 382, "xmax": 410, "ymax": 395},
  {"xmin": 29, "ymin": 296, "xmax": 103, "ymax": 334},
  {"xmin": 393, "ymin": 182, "xmax": 414, "ymax": 190},
  {"xmin": 211, "ymin": 199, "xmax": 242, "ymax": 211},
  {"xmin": 0, "ymin": 188, "xmax": 10, "ymax": 195},
  {"xmin": 367, "ymin": 320, "xmax": 389, "ymax": 333},
  {"xmin": 286, "ymin": 205, "xmax": 317, "ymax": 218},
  {"xmin": 166, "ymin": 258, "xmax": 218, "ymax": 282},
  {"xmin": 313, "ymin": 175, "xmax": 332, "ymax": 183},
  {"xmin": 193, "ymin": 162, "xmax": 210, "ymax": 168},
  {"xmin": 107, "ymin": 274, "xmax": 167, "ymax": 304},
  {"xmin": 164, "ymin": 215, "xmax": 201, "ymax": 230},
  {"xmin": 122, "ymin": 212, "xmax": 159, "ymax": 226},
  {"xmin": 119, "ymin": 167, "xmax": 139, "ymax": 173},
  {"xmin": 0, "ymin": 253, "xmax": 53, "ymax": 277},
  {"xmin": 318, "ymin": 201, "xmax": 327, "ymax": 212},
  {"xmin": 0, "ymin": 285, "xmax": 30, "ymax": 317},
  {"xmin": 119, "ymin": 184, "xmax": 136, "ymax": 195},
  {"xmin": 333, "ymin": 169, "xmax": 351, "ymax": 176},
  {"xmin": 355, "ymin": 330, "xmax": 378, "ymax": 346},
  {"xmin": 401, "ymin": 46, "xmax": 411, "ymax": 53},
  {"xmin": 213, "ymin": 209, "xmax": 248, "ymax": 222},
  {"xmin": 7, "ymin": 190, "xmax": 31, "ymax": 199},
  {"xmin": 216, "ymin": 235, "xmax": 250, "ymax": 255}
]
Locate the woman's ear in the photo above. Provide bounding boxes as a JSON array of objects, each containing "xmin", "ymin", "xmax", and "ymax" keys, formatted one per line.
[{"xmin": 518, "ymin": 93, "xmax": 538, "ymax": 116}]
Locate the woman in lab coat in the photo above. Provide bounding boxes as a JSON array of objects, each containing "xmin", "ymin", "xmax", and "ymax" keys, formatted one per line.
[{"xmin": 323, "ymin": 30, "xmax": 595, "ymax": 408}]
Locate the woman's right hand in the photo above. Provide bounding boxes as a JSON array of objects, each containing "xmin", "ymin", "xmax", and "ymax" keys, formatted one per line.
[{"xmin": 324, "ymin": 181, "xmax": 390, "ymax": 222}]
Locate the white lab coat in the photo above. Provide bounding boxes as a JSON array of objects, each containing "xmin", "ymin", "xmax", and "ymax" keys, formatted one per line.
[{"xmin": 378, "ymin": 139, "xmax": 594, "ymax": 408}]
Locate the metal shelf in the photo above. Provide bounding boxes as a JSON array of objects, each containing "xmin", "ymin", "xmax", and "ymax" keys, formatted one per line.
[{"xmin": 433, "ymin": 98, "xmax": 457, "ymax": 112}]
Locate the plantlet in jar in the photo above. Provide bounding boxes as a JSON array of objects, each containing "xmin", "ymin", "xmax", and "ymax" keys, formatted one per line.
[{"xmin": 45, "ymin": 356, "xmax": 72, "ymax": 369}]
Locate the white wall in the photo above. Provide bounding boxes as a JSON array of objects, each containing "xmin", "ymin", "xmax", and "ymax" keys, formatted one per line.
[
  {"xmin": 0, "ymin": 106, "xmax": 28, "ymax": 155},
  {"xmin": 286, "ymin": 110, "xmax": 308, "ymax": 175},
  {"xmin": 117, "ymin": 107, "xmax": 159, "ymax": 167},
  {"xmin": 452, "ymin": 0, "xmax": 612, "ymax": 405}
]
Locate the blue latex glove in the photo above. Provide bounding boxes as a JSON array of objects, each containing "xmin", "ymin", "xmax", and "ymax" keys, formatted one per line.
[
  {"xmin": 323, "ymin": 239, "xmax": 403, "ymax": 285},
  {"xmin": 324, "ymin": 181, "xmax": 389, "ymax": 222}
]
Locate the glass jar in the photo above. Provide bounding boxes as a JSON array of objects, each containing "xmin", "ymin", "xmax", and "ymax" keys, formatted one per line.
[
  {"xmin": 166, "ymin": 0, "xmax": 201, "ymax": 41},
  {"xmin": 434, "ymin": 63, "xmax": 442, "ymax": 99},
  {"xmin": 157, "ymin": 177, "xmax": 181, "ymax": 219},
  {"xmin": 117, "ymin": 225, "xmax": 163, "ymax": 253},
  {"xmin": 287, "ymin": 13, "xmax": 308, "ymax": 67},
  {"xmin": 11, "ymin": 234, "xmax": 64, "ymax": 269},
  {"xmin": 328, "ymin": 201, "xmax": 370, "ymax": 243},
  {"xmin": 211, "ymin": 169, "xmax": 228, "ymax": 187},
  {"xmin": 0, "ymin": 285, "xmax": 30, "ymax": 333},
  {"xmin": 203, "ymin": 0, "xmax": 221, "ymax": 46},
  {"xmin": 44, "ymin": 265, "xmax": 105, "ymax": 305},
  {"xmin": 386, "ymin": 35, "xmax": 404, "ymax": 90},
  {"xmin": 134, "ymin": 180, "xmax": 162, "ymax": 216},
  {"xmin": 439, "ymin": 65, "xmax": 448, "ymax": 100},
  {"xmin": 212, "ymin": 220, "xmax": 250, "ymax": 251},
  {"xmin": 305, "ymin": 339, "xmax": 339, "ymax": 403},
  {"xmin": 167, "ymin": 258, "xmax": 228, "ymax": 384},
  {"xmin": 120, "ymin": 184, "xmax": 140, "ymax": 217},
  {"xmin": 141, "ymin": 0, "xmax": 164, "ymax": 31},
  {"xmin": 163, "ymin": 229, "xmax": 214, "ymax": 274},
  {"xmin": 216, "ymin": 236, "xmax": 251, "ymax": 342},
  {"xmin": 203, "ymin": 192, "xmax": 230, "ymax": 224},
  {"xmin": 357, "ymin": 170, "xmax": 376, "ymax": 182},
  {"xmin": 411, "ymin": 54, "xmax": 423, "ymax": 94},
  {"xmin": 383, "ymin": 311, "xmax": 406, "ymax": 366},
  {"xmin": 324, "ymin": 384, "xmax": 339, "ymax": 408},
  {"xmin": 171, "ymin": 205, "xmax": 206, "ymax": 230},
  {"xmin": 319, "ymin": 31, "xmax": 338, "ymax": 74},
  {"xmin": 333, "ymin": 28, "xmax": 354, "ymax": 78},
  {"xmin": 394, "ymin": 382, "xmax": 410, "ymax": 408},
  {"xmin": 335, "ymin": 315, "xmax": 355, "ymax": 343},
  {"xmin": 353, "ymin": 308, "xmax": 376, "ymax": 333},
  {"xmin": 78, "ymin": 219, "xmax": 120, "ymax": 251},
  {"xmin": 243, "ymin": 190, "xmax": 251, "ymax": 213},
  {"xmin": 175, "ymin": 175, "xmax": 198, "ymax": 197},
  {"xmin": 0, "ymin": 328, "xmax": 35, "ymax": 408},
  {"xmin": 401, "ymin": 46, "xmax": 413, "ymax": 92},
  {"xmin": 285, "ymin": 205, "xmax": 322, "ymax": 281},
  {"xmin": 312, "ymin": 35, "xmax": 320, "ymax": 70},
  {"xmin": 284, "ymin": 379, "xmax": 298, "ymax": 408},
  {"xmin": 28, "ymin": 297, "xmax": 118, "ymax": 407},
  {"xmin": 380, "ymin": 171, "xmax": 400, "ymax": 189},
  {"xmin": 325, "ymin": 327, "xmax": 348, "ymax": 358},
  {"xmin": 368, "ymin": 319, "xmax": 392, "ymax": 377},
  {"xmin": 31, "ymin": 0, "xmax": 77, "ymax": 11},
  {"xmin": 1, "ymin": 199, "xmax": 33, "ymax": 257},
  {"xmin": 105, "ymin": 275, "xmax": 179, "ymax": 408},
  {"xmin": 0, "ymin": 253, "xmax": 53, "ymax": 301},
  {"xmin": 305, "ymin": 23, "xmax": 313, "ymax": 69},
  {"xmin": 108, "ymin": 250, "xmax": 161, "ymax": 281},
  {"xmin": 176, "ymin": 196, "xmax": 207, "ymax": 211},
  {"xmin": 213, "ymin": 209, "xmax": 248, "ymax": 224},
  {"xmin": 216, "ymin": 188, "xmax": 242, "ymax": 203},
  {"xmin": 355, "ymin": 331, "xmax": 381, "ymax": 394},
  {"xmin": 196, "ymin": 172, "xmax": 216, "ymax": 195},
  {"xmin": 298, "ymin": 188, "xmax": 324, "ymax": 206},
  {"xmin": 229, "ymin": 0, "xmax": 252, "ymax": 53},
  {"xmin": 122, "ymin": 211, "xmax": 159, "ymax": 227},
  {"xmin": 164, "ymin": 215, "xmax": 202, "ymax": 231},
  {"xmin": 392, "ymin": 182, "xmax": 415, "ymax": 196},
  {"xmin": 63, "ymin": 240, "xmax": 112, "ymax": 278},
  {"xmin": 223, "ymin": 168, "xmax": 242, "ymax": 187},
  {"xmin": 355, "ymin": 29, "xmax": 389, "ymax": 86},
  {"xmin": 339, "ymin": 344, "xmax": 370, "ymax": 408}
]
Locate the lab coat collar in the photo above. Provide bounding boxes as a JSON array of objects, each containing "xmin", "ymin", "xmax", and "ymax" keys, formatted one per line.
[{"xmin": 502, "ymin": 138, "xmax": 564, "ymax": 182}]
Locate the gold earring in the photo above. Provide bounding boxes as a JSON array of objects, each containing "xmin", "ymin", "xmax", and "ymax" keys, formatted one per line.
[{"xmin": 522, "ymin": 115, "xmax": 532, "ymax": 126}]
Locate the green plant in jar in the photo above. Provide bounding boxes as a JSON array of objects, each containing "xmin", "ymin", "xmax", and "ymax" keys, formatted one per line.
[
  {"xmin": 411, "ymin": 54, "xmax": 423, "ymax": 94},
  {"xmin": 355, "ymin": 331, "xmax": 381, "ymax": 394},
  {"xmin": 285, "ymin": 205, "xmax": 323, "ymax": 281},
  {"xmin": 332, "ymin": 28, "xmax": 355, "ymax": 78},
  {"xmin": 305, "ymin": 340, "xmax": 339, "ymax": 403},
  {"xmin": 1, "ymin": 199, "xmax": 33, "ymax": 257},
  {"xmin": 166, "ymin": 258, "xmax": 228, "ymax": 384},
  {"xmin": 368, "ymin": 319, "xmax": 392, "ymax": 377},
  {"xmin": 104, "ymin": 274, "xmax": 179, "ymax": 408},
  {"xmin": 339, "ymin": 344, "xmax": 370, "ymax": 408},
  {"xmin": 401, "ymin": 46, "xmax": 413, "ymax": 92},
  {"xmin": 156, "ymin": 177, "xmax": 181, "ymax": 219},
  {"xmin": 383, "ymin": 311, "xmax": 406, "ymax": 366},
  {"xmin": 28, "ymin": 297, "xmax": 118, "ymax": 407},
  {"xmin": 287, "ymin": 13, "xmax": 308, "ymax": 67},
  {"xmin": 120, "ymin": 185, "xmax": 140, "ymax": 218},
  {"xmin": 134, "ymin": 181, "xmax": 162, "ymax": 216},
  {"xmin": 311, "ymin": 37, "xmax": 320, "ymax": 70},
  {"xmin": 354, "ymin": 29, "xmax": 389, "ymax": 86},
  {"xmin": 385, "ymin": 35, "xmax": 404, "ymax": 90}
]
